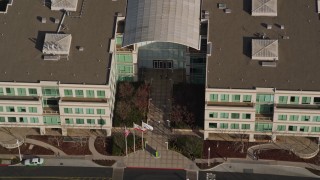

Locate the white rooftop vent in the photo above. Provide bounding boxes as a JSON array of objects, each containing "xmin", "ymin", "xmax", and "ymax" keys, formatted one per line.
[
  {"xmin": 267, "ymin": 24, "xmax": 272, "ymax": 29},
  {"xmin": 41, "ymin": 17, "xmax": 47, "ymax": 23},
  {"xmin": 252, "ymin": 39, "xmax": 278, "ymax": 61},
  {"xmin": 78, "ymin": 46, "xmax": 84, "ymax": 51},
  {"xmin": 252, "ymin": 0, "xmax": 277, "ymax": 16},
  {"xmin": 54, "ymin": 18, "xmax": 60, "ymax": 24},
  {"xmin": 42, "ymin": 33, "xmax": 72, "ymax": 55},
  {"xmin": 50, "ymin": 0, "xmax": 78, "ymax": 12}
]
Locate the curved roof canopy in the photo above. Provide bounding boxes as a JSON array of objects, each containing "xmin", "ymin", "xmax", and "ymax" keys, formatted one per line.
[{"xmin": 123, "ymin": 0, "xmax": 201, "ymax": 50}]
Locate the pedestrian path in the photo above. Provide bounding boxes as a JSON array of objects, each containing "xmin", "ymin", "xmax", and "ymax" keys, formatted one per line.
[
  {"xmin": 25, "ymin": 138, "xmax": 66, "ymax": 156},
  {"xmin": 88, "ymin": 135, "xmax": 122, "ymax": 161}
]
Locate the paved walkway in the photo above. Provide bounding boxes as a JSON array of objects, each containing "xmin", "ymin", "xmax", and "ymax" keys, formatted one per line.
[
  {"xmin": 247, "ymin": 137, "xmax": 319, "ymax": 160},
  {"xmin": 25, "ymin": 138, "xmax": 66, "ymax": 156}
]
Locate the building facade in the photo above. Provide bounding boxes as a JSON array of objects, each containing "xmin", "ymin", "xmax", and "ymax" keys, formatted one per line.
[{"xmin": 204, "ymin": 88, "xmax": 320, "ymax": 141}]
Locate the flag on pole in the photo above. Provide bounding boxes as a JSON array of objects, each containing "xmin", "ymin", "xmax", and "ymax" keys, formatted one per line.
[
  {"xmin": 133, "ymin": 123, "xmax": 146, "ymax": 132},
  {"xmin": 124, "ymin": 127, "xmax": 130, "ymax": 137},
  {"xmin": 142, "ymin": 122, "xmax": 153, "ymax": 131}
]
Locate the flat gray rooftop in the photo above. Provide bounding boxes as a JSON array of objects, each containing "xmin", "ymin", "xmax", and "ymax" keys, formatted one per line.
[
  {"xmin": 203, "ymin": 0, "xmax": 320, "ymax": 91},
  {"xmin": 0, "ymin": 0, "xmax": 126, "ymax": 85}
]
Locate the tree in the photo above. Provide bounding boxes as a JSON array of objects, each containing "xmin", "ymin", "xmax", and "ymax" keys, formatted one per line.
[
  {"xmin": 116, "ymin": 101, "xmax": 131, "ymax": 122},
  {"xmin": 118, "ymin": 82, "xmax": 134, "ymax": 99},
  {"xmin": 133, "ymin": 83, "xmax": 150, "ymax": 116}
]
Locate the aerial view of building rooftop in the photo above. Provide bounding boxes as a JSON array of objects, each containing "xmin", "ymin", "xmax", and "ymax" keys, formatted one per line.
[
  {"xmin": 204, "ymin": 0, "xmax": 320, "ymax": 91},
  {"xmin": 0, "ymin": 0, "xmax": 125, "ymax": 85}
]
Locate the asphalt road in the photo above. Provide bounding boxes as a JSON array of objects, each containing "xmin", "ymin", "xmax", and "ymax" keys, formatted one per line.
[
  {"xmin": 123, "ymin": 168, "xmax": 186, "ymax": 180},
  {"xmin": 0, "ymin": 166, "xmax": 112, "ymax": 180},
  {"xmin": 199, "ymin": 171, "xmax": 320, "ymax": 180}
]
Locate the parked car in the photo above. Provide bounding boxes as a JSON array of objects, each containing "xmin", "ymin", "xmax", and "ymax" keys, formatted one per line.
[{"xmin": 23, "ymin": 158, "xmax": 44, "ymax": 166}]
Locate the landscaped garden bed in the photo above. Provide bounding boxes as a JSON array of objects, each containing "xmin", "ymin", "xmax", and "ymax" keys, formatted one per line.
[
  {"xmin": 203, "ymin": 140, "xmax": 260, "ymax": 159},
  {"xmin": 169, "ymin": 135, "xmax": 203, "ymax": 159},
  {"xmin": 113, "ymin": 82, "xmax": 150, "ymax": 127},
  {"xmin": 94, "ymin": 133, "xmax": 144, "ymax": 156},
  {"xmin": 27, "ymin": 135, "xmax": 91, "ymax": 155},
  {"xmin": 0, "ymin": 143, "xmax": 54, "ymax": 155}
]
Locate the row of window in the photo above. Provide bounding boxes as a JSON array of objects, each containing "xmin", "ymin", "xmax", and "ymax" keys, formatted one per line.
[
  {"xmin": 0, "ymin": 106, "xmax": 38, "ymax": 113},
  {"xmin": 0, "ymin": 116, "xmax": 39, "ymax": 123},
  {"xmin": 209, "ymin": 93, "xmax": 320, "ymax": 105},
  {"xmin": 278, "ymin": 114, "xmax": 320, "ymax": 122},
  {"xmin": 65, "ymin": 118, "xmax": 106, "ymax": 125},
  {"xmin": 209, "ymin": 112, "xmax": 251, "ymax": 119},
  {"xmin": 0, "ymin": 87, "xmax": 107, "ymax": 98},
  {"xmin": 63, "ymin": 89, "xmax": 106, "ymax": 98},
  {"xmin": 208, "ymin": 122, "xmax": 320, "ymax": 133},
  {"xmin": 209, "ymin": 94, "xmax": 252, "ymax": 102},
  {"xmin": 0, "ymin": 117, "xmax": 106, "ymax": 125},
  {"xmin": 0, "ymin": 87, "xmax": 37, "ymax": 96},
  {"xmin": 63, "ymin": 108, "xmax": 106, "ymax": 115},
  {"xmin": 278, "ymin": 96, "xmax": 320, "ymax": 104},
  {"xmin": 277, "ymin": 125, "xmax": 320, "ymax": 132},
  {"xmin": 209, "ymin": 123, "xmax": 251, "ymax": 130}
]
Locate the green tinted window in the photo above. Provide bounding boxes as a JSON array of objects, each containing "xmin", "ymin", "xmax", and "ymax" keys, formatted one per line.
[
  {"xmin": 86, "ymin": 108, "xmax": 94, "ymax": 114},
  {"xmin": 6, "ymin": 88, "xmax": 15, "ymax": 96},
  {"xmin": 28, "ymin": 88, "xmax": 37, "ymax": 96},
  {"xmin": 87, "ymin": 119, "xmax": 95, "ymax": 124},
  {"xmin": 243, "ymin": 95, "xmax": 252, "ymax": 102},
  {"xmin": 289, "ymin": 115, "xmax": 299, "ymax": 121},
  {"xmin": 277, "ymin": 125, "xmax": 286, "ymax": 131},
  {"xmin": 64, "ymin": 89, "xmax": 73, "ymax": 97},
  {"xmin": 98, "ymin": 119, "xmax": 106, "ymax": 125},
  {"xmin": 231, "ymin": 113, "xmax": 240, "ymax": 119},
  {"xmin": 220, "ymin": 123, "xmax": 228, "ymax": 129},
  {"xmin": 242, "ymin": 113, "xmax": 251, "ymax": 119},
  {"xmin": 86, "ymin": 90, "xmax": 95, "ymax": 98},
  {"xmin": 241, "ymin": 124, "xmax": 250, "ymax": 130},
  {"xmin": 0, "ymin": 117, "xmax": 5, "ymax": 122},
  {"xmin": 209, "ymin": 112, "xmax": 218, "ymax": 118},
  {"xmin": 64, "ymin": 108, "xmax": 73, "ymax": 114},
  {"xmin": 232, "ymin": 95, "xmax": 240, "ymax": 102},
  {"xmin": 65, "ymin": 118, "xmax": 74, "ymax": 124},
  {"xmin": 288, "ymin": 126, "xmax": 297, "ymax": 131},
  {"xmin": 17, "ymin": 107, "xmax": 26, "ymax": 112},
  {"xmin": 220, "ymin": 94, "xmax": 229, "ymax": 102},
  {"xmin": 209, "ymin": 123, "xmax": 217, "ymax": 128},
  {"xmin": 30, "ymin": 117, "xmax": 39, "ymax": 123},
  {"xmin": 97, "ymin": 90, "xmax": 105, "ymax": 98},
  {"xmin": 231, "ymin": 123, "xmax": 239, "ymax": 129},
  {"xmin": 290, "ymin": 96, "xmax": 299, "ymax": 104},
  {"xmin": 17, "ymin": 88, "xmax": 26, "ymax": 96},
  {"xmin": 75, "ymin": 90, "xmax": 84, "ymax": 97},
  {"xmin": 302, "ymin": 97, "xmax": 311, "ymax": 104},
  {"xmin": 76, "ymin": 119, "xmax": 85, "ymax": 124},
  {"xmin": 97, "ymin": 109, "xmax": 105, "ymax": 115},
  {"xmin": 75, "ymin": 108, "xmax": 84, "ymax": 114},
  {"xmin": 220, "ymin": 113, "xmax": 229, "ymax": 119},
  {"xmin": 209, "ymin": 94, "xmax": 218, "ymax": 101},
  {"xmin": 278, "ymin": 115, "xmax": 287, "ymax": 121},
  {"xmin": 28, "ymin": 107, "xmax": 37, "ymax": 113},
  {"xmin": 0, "ymin": 88, "xmax": 4, "ymax": 95},
  {"xmin": 278, "ymin": 96, "xmax": 288, "ymax": 104}
]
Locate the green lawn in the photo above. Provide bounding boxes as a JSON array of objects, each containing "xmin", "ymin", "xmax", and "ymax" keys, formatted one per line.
[{"xmin": 169, "ymin": 135, "xmax": 203, "ymax": 159}]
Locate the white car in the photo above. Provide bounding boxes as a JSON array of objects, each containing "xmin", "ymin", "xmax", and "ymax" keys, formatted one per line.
[{"xmin": 23, "ymin": 158, "xmax": 44, "ymax": 166}]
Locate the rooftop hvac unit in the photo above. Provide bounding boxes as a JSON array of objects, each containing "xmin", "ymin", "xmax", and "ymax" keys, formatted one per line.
[
  {"xmin": 202, "ymin": 10, "xmax": 209, "ymax": 19},
  {"xmin": 41, "ymin": 17, "xmax": 47, "ymax": 23},
  {"xmin": 267, "ymin": 24, "xmax": 272, "ymax": 29},
  {"xmin": 54, "ymin": 18, "xmax": 60, "ymax": 24},
  {"xmin": 262, "ymin": 61, "xmax": 277, "ymax": 67},
  {"xmin": 280, "ymin": 25, "xmax": 285, "ymax": 29},
  {"xmin": 78, "ymin": 46, "xmax": 84, "ymax": 51},
  {"xmin": 43, "ymin": 55, "xmax": 60, "ymax": 61},
  {"xmin": 224, "ymin": 8, "xmax": 232, "ymax": 13}
]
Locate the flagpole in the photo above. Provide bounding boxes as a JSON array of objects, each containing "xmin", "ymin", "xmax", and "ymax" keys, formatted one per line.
[
  {"xmin": 142, "ymin": 130, "xmax": 144, "ymax": 151},
  {"xmin": 125, "ymin": 126, "xmax": 128, "ymax": 157},
  {"xmin": 133, "ymin": 129, "xmax": 136, "ymax": 153}
]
